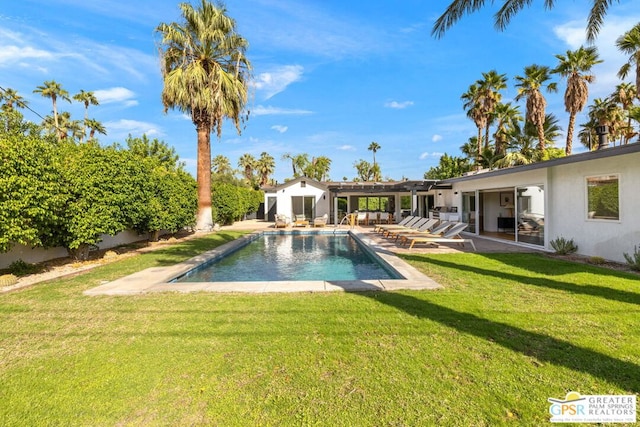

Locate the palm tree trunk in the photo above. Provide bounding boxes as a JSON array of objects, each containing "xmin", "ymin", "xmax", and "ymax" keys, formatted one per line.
[
  {"xmin": 476, "ymin": 127, "xmax": 482, "ymax": 170},
  {"xmin": 195, "ymin": 124, "xmax": 213, "ymax": 231},
  {"xmin": 537, "ymin": 122, "xmax": 546, "ymax": 152},
  {"xmin": 565, "ymin": 113, "xmax": 576, "ymax": 155}
]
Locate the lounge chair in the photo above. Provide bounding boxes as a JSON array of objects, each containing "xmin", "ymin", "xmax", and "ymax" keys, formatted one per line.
[
  {"xmin": 398, "ymin": 221, "xmax": 455, "ymax": 245},
  {"xmin": 375, "ymin": 216, "xmax": 419, "ymax": 234},
  {"xmin": 382, "ymin": 217, "xmax": 430, "ymax": 238},
  {"xmin": 313, "ymin": 213, "xmax": 328, "ymax": 227},
  {"xmin": 403, "ymin": 222, "xmax": 476, "ymax": 251},
  {"xmin": 356, "ymin": 212, "xmax": 368, "ymax": 226},
  {"xmin": 387, "ymin": 218, "xmax": 439, "ymax": 241}
]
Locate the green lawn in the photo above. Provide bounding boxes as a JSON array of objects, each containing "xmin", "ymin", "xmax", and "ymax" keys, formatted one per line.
[{"xmin": 1, "ymin": 232, "xmax": 638, "ymax": 426}]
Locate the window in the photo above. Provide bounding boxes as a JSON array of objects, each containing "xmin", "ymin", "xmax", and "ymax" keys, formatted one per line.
[
  {"xmin": 586, "ymin": 175, "xmax": 619, "ymax": 220},
  {"xmin": 300, "ymin": 181, "xmax": 306, "ymax": 188}
]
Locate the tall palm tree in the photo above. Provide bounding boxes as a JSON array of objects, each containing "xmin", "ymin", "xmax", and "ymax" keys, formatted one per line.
[
  {"xmin": 0, "ymin": 87, "xmax": 28, "ymax": 110},
  {"xmin": 552, "ymin": 46, "xmax": 602, "ymax": 155},
  {"xmin": 33, "ymin": 80, "xmax": 71, "ymax": 141},
  {"xmin": 309, "ymin": 156, "xmax": 331, "ymax": 181},
  {"xmin": 73, "ymin": 90, "xmax": 99, "ymax": 142},
  {"xmin": 461, "ymin": 83, "xmax": 486, "ymax": 168},
  {"xmin": 432, "ymin": 0, "xmax": 618, "ymax": 42},
  {"xmin": 256, "ymin": 152, "xmax": 275, "ymax": 187},
  {"xmin": 85, "ymin": 118, "xmax": 107, "ymax": 140},
  {"xmin": 237, "ymin": 153, "xmax": 256, "ymax": 183},
  {"xmin": 368, "ymin": 141, "xmax": 381, "ymax": 167},
  {"xmin": 514, "ymin": 64, "xmax": 557, "ymax": 151},
  {"xmin": 156, "ymin": 0, "xmax": 251, "ymax": 231},
  {"xmin": 616, "ymin": 23, "xmax": 640, "ymax": 101},
  {"xmin": 611, "ymin": 82, "xmax": 637, "ymax": 144},
  {"xmin": 477, "ymin": 70, "xmax": 508, "ymax": 149}
]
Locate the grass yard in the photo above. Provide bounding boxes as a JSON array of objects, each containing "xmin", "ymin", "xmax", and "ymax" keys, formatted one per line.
[{"xmin": 1, "ymin": 232, "xmax": 639, "ymax": 426}]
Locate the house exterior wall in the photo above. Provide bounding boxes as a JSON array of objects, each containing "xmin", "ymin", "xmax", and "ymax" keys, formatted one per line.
[
  {"xmin": 449, "ymin": 151, "xmax": 640, "ymax": 263},
  {"xmin": 547, "ymin": 152, "xmax": 640, "ymax": 263},
  {"xmin": 266, "ymin": 179, "xmax": 330, "ymax": 220}
]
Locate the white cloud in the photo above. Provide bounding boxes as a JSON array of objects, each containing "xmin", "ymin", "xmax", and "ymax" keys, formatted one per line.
[
  {"xmin": 104, "ymin": 119, "xmax": 162, "ymax": 137},
  {"xmin": 271, "ymin": 125, "xmax": 288, "ymax": 133},
  {"xmin": 0, "ymin": 45, "xmax": 53, "ymax": 64},
  {"xmin": 385, "ymin": 100, "xmax": 414, "ymax": 109},
  {"xmin": 432, "ymin": 134, "xmax": 443, "ymax": 142},
  {"xmin": 553, "ymin": 13, "xmax": 640, "ymax": 98},
  {"xmin": 338, "ymin": 145, "xmax": 356, "ymax": 151},
  {"xmin": 419, "ymin": 152, "xmax": 444, "ymax": 160},
  {"xmin": 94, "ymin": 87, "xmax": 137, "ymax": 106},
  {"xmin": 252, "ymin": 105, "xmax": 313, "ymax": 116},
  {"xmin": 254, "ymin": 65, "xmax": 304, "ymax": 100}
]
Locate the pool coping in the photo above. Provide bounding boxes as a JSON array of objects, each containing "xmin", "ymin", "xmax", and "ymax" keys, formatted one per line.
[{"xmin": 83, "ymin": 229, "xmax": 442, "ymax": 295}]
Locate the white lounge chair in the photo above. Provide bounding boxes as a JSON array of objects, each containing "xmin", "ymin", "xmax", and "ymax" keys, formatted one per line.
[{"xmin": 404, "ymin": 222, "xmax": 476, "ymax": 250}]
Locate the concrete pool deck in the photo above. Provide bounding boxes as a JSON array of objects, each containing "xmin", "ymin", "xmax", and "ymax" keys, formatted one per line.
[{"xmin": 84, "ymin": 220, "xmax": 541, "ymax": 296}]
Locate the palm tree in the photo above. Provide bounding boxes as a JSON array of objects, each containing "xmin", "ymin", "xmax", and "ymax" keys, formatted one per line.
[
  {"xmin": 611, "ymin": 82, "xmax": 637, "ymax": 144},
  {"xmin": 616, "ymin": 23, "xmax": 640, "ymax": 101},
  {"xmin": 552, "ymin": 46, "xmax": 602, "ymax": 155},
  {"xmin": 85, "ymin": 118, "xmax": 107, "ymax": 140},
  {"xmin": 156, "ymin": 0, "xmax": 251, "ymax": 231},
  {"xmin": 0, "ymin": 87, "xmax": 28, "ymax": 110},
  {"xmin": 432, "ymin": 0, "xmax": 618, "ymax": 42},
  {"xmin": 309, "ymin": 156, "xmax": 331, "ymax": 181},
  {"xmin": 212, "ymin": 154, "xmax": 233, "ymax": 176},
  {"xmin": 256, "ymin": 152, "xmax": 275, "ymax": 187},
  {"xmin": 588, "ymin": 97, "xmax": 626, "ymax": 147},
  {"xmin": 238, "ymin": 153, "xmax": 256, "ymax": 183},
  {"xmin": 33, "ymin": 80, "xmax": 71, "ymax": 141},
  {"xmin": 461, "ymin": 83, "xmax": 486, "ymax": 168},
  {"xmin": 492, "ymin": 102, "xmax": 522, "ymax": 156},
  {"xmin": 477, "ymin": 70, "xmax": 508, "ymax": 149},
  {"xmin": 73, "ymin": 90, "xmax": 99, "ymax": 142},
  {"xmin": 515, "ymin": 64, "xmax": 557, "ymax": 151},
  {"xmin": 368, "ymin": 141, "xmax": 381, "ymax": 167}
]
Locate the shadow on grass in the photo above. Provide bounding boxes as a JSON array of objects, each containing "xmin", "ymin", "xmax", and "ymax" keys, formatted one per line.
[
  {"xmin": 359, "ymin": 291, "xmax": 640, "ymax": 393},
  {"xmin": 401, "ymin": 253, "xmax": 640, "ymax": 306},
  {"xmin": 146, "ymin": 232, "xmax": 245, "ymax": 266}
]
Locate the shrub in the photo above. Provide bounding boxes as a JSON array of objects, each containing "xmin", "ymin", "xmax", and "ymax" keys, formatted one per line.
[
  {"xmin": 587, "ymin": 256, "xmax": 606, "ymax": 265},
  {"xmin": 8, "ymin": 259, "xmax": 40, "ymax": 276},
  {"xmin": 623, "ymin": 245, "xmax": 640, "ymax": 271},
  {"xmin": 550, "ymin": 236, "xmax": 578, "ymax": 255}
]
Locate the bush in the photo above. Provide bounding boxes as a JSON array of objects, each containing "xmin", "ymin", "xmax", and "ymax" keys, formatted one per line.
[
  {"xmin": 623, "ymin": 245, "xmax": 640, "ymax": 271},
  {"xmin": 587, "ymin": 256, "xmax": 606, "ymax": 265},
  {"xmin": 550, "ymin": 236, "xmax": 578, "ymax": 255},
  {"xmin": 8, "ymin": 259, "xmax": 41, "ymax": 276}
]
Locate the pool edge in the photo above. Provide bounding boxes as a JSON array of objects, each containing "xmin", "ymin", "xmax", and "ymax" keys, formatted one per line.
[{"xmin": 84, "ymin": 229, "xmax": 442, "ymax": 296}]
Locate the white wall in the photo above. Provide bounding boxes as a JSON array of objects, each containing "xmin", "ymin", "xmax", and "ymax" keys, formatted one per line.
[
  {"xmin": 267, "ymin": 180, "xmax": 329, "ymax": 220},
  {"xmin": 547, "ymin": 153, "xmax": 640, "ymax": 263},
  {"xmin": 0, "ymin": 229, "xmax": 158, "ymax": 269}
]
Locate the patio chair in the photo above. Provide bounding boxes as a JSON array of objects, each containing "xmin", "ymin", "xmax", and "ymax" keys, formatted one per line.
[
  {"xmin": 398, "ymin": 221, "xmax": 455, "ymax": 245},
  {"xmin": 356, "ymin": 212, "xmax": 368, "ymax": 226},
  {"xmin": 387, "ymin": 218, "xmax": 439, "ymax": 241},
  {"xmin": 382, "ymin": 217, "xmax": 430, "ymax": 238},
  {"xmin": 313, "ymin": 213, "xmax": 328, "ymax": 227},
  {"xmin": 274, "ymin": 214, "xmax": 290, "ymax": 228},
  {"xmin": 403, "ymin": 222, "xmax": 476, "ymax": 251},
  {"xmin": 375, "ymin": 215, "xmax": 418, "ymax": 234}
]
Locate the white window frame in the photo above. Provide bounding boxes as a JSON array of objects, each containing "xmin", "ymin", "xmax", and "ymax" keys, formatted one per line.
[{"xmin": 585, "ymin": 174, "xmax": 620, "ymax": 222}]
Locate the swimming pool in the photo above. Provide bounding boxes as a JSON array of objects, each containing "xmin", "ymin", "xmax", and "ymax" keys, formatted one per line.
[{"xmin": 174, "ymin": 231, "xmax": 402, "ymax": 282}]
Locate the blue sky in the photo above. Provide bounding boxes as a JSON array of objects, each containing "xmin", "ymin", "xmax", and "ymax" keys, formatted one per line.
[{"xmin": 1, "ymin": 0, "xmax": 638, "ymax": 183}]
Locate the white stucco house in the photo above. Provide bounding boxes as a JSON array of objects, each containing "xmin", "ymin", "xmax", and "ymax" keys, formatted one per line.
[{"xmin": 264, "ymin": 143, "xmax": 640, "ymax": 263}]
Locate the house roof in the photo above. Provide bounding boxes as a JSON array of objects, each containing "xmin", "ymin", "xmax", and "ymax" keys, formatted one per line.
[
  {"xmin": 443, "ymin": 143, "xmax": 640, "ymax": 184},
  {"xmin": 262, "ymin": 178, "xmax": 452, "ymax": 194}
]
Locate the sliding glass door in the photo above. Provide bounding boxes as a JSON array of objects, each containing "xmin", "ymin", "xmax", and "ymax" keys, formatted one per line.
[
  {"xmin": 515, "ymin": 185, "xmax": 544, "ymax": 246},
  {"xmin": 291, "ymin": 196, "xmax": 315, "ymax": 220}
]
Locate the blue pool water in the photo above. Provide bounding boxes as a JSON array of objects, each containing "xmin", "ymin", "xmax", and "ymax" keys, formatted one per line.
[{"xmin": 175, "ymin": 232, "xmax": 400, "ymax": 282}]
